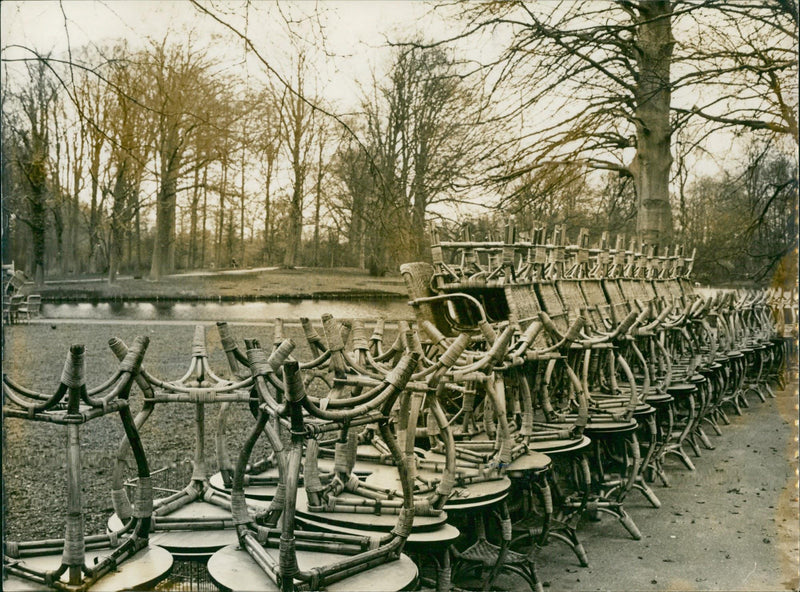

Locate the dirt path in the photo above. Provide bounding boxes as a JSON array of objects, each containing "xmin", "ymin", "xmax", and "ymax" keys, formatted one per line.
[{"xmin": 530, "ymin": 382, "xmax": 799, "ymax": 591}]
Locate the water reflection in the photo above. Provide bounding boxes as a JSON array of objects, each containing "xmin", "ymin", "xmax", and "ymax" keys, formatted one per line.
[{"xmin": 41, "ymin": 299, "xmax": 414, "ymax": 322}]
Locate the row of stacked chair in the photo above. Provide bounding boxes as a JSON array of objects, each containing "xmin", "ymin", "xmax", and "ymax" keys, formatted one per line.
[
  {"xmin": 2, "ymin": 224, "xmax": 794, "ymax": 591},
  {"xmin": 397, "ymin": 223, "xmax": 793, "ymax": 586}
]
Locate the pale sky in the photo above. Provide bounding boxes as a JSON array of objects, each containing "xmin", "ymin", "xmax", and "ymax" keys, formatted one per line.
[
  {"xmin": 1, "ymin": 1, "xmax": 510, "ymax": 221},
  {"xmin": 1, "ymin": 0, "xmax": 772, "ymax": 209},
  {"xmin": 0, "ymin": 1, "xmax": 492, "ymax": 108}
]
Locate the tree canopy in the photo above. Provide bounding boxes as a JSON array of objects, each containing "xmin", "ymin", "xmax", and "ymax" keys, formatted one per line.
[{"xmin": 1, "ymin": 1, "xmax": 796, "ymax": 286}]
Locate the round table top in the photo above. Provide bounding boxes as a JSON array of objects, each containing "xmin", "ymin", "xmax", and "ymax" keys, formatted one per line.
[
  {"xmin": 417, "ymin": 447, "xmax": 551, "ymax": 472},
  {"xmin": 463, "ymin": 431, "xmax": 500, "ymax": 443},
  {"xmin": 318, "ymin": 443, "xmax": 404, "ymax": 464},
  {"xmin": 317, "ymin": 456, "xmax": 379, "ymax": 477},
  {"xmin": 3, "ymin": 545, "xmax": 173, "ymax": 592},
  {"xmin": 108, "ymin": 498, "xmax": 266, "ymax": 555},
  {"xmin": 209, "ymin": 462, "xmax": 375, "ymax": 500},
  {"xmin": 209, "ymin": 471, "xmax": 278, "ymax": 500},
  {"xmin": 441, "ymin": 489, "xmax": 509, "ymax": 511},
  {"xmin": 632, "ymin": 404, "xmax": 656, "ymax": 417},
  {"xmin": 364, "ymin": 462, "xmax": 511, "ymax": 511},
  {"xmin": 294, "ymin": 487, "xmax": 448, "ymax": 532},
  {"xmin": 583, "ymin": 419, "xmax": 638, "ymax": 434},
  {"xmin": 644, "ymin": 392, "xmax": 674, "ymax": 404},
  {"xmin": 296, "ymin": 514, "xmax": 461, "ymax": 545},
  {"xmin": 207, "ymin": 544, "xmax": 418, "ymax": 592},
  {"xmin": 666, "ymin": 383, "xmax": 698, "ymax": 395},
  {"xmin": 505, "ymin": 451, "xmax": 552, "ymax": 477},
  {"xmin": 593, "ymin": 400, "xmax": 654, "ymax": 415},
  {"xmin": 524, "ymin": 435, "xmax": 592, "ymax": 455}
]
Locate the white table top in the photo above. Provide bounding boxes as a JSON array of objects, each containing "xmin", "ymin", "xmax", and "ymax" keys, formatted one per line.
[
  {"xmin": 108, "ymin": 498, "xmax": 266, "ymax": 554},
  {"xmin": 207, "ymin": 544, "xmax": 418, "ymax": 592},
  {"xmin": 3, "ymin": 545, "xmax": 173, "ymax": 592},
  {"xmin": 296, "ymin": 514, "xmax": 460, "ymax": 545},
  {"xmin": 524, "ymin": 435, "xmax": 592, "ymax": 454},
  {"xmin": 364, "ymin": 463, "xmax": 511, "ymax": 511},
  {"xmin": 294, "ymin": 487, "xmax": 448, "ymax": 532},
  {"xmin": 209, "ymin": 471, "xmax": 278, "ymax": 500}
]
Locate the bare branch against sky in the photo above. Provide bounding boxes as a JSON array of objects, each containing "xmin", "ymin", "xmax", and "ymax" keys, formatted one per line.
[{"xmin": 1, "ymin": 1, "xmax": 796, "ymax": 282}]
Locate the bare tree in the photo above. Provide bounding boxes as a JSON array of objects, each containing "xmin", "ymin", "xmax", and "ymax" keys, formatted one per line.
[
  {"xmin": 354, "ymin": 42, "xmax": 487, "ymax": 269},
  {"xmin": 445, "ymin": 1, "xmax": 797, "ymax": 248},
  {"xmin": 682, "ymin": 137, "xmax": 797, "ymax": 284},
  {"xmin": 676, "ymin": 1, "xmax": 798, "ymax": 142},
  {"xmin": 278, "ymin": 56, "xmax": 317, "ymax": 269},
  {"xmin": 329, "ymin": 126, "xmax": 375, "ymax": 269},
  {"xmin": 143, "ymin": 38, "xmax": 225, "ymax": 279},
  {"xmin": 445, "ymin": 2, "xmax": 683, "ymax": 245},
  {"xmin": 255, "ymin": 89, "xmax": 283, "ymax": 264},
  {"xmin": 311, "ymin": 119, "xmax": 330, "ymax": 267},
  {"xmin": 3, "ymin": 58, "xmax": 57, "ymax": 285},
  {"xmin": 103, "ymin": 54, "xmax": 152, "ymax": 284}
]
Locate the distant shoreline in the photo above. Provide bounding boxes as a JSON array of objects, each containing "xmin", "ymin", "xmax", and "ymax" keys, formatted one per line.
[
  {"xmin": 16, "ymin": 267, "xmax": 410, "ymax": 302},
  {"xmin": 36, "ymin": 291, "xmax": 407, "ymax": 303}
]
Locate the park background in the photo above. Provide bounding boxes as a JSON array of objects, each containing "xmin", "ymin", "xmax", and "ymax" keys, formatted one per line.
[{"xmin": 1, "ymin": 1, "xmax": 796, "ymax": 291}]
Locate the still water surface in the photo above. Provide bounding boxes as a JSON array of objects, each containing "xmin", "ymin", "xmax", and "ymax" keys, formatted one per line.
[{"xmin": 41, "ymin": 300, "xmax": 414, "ymax": 322}]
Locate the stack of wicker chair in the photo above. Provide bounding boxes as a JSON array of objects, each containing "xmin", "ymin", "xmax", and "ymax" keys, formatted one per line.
[{"xmin": 3, "ymin": 219, "xmax": 787, "ymax": 592}]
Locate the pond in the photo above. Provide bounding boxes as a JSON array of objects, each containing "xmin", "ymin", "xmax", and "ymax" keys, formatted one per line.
[{"xmin": 41, "ymin": 299, "xmax": 415, "ymax": 322}]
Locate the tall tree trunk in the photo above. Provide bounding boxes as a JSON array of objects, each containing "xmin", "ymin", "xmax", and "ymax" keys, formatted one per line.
[
  {"xmin": 29, "ymin": 178, "xmax": 47, "ymax": 286},
  {"xmin": 70, "ymin": 188, "xmax": 80, "ymax": 273},
  {"xmin": 201, "ymin": 166, "xmax": 208, "ymax": 268},
  {"xmin": 313, "ymin": 140, "xmax": 324, "ymax": 267},
  {"xmin": 150, "ymin": 160, "xmax": 179, "ymax": 280},
  {"xmin": 51, "ymin": 120, "xmax": 65, "ymax": 276},
  {"xmin": 108, "ymin": 163, "xmax": 127, "ymax": 285},
  {"xmin": 411, "ymin": 192, "xmax": 427, "ymax": 262},
  {"xmin": 126, "ymin": 219, "xmax": 132, "ymax": 273},
  {"xmin": 264, "ymin": 162, "xmax": 273, "ymax": 264},
  {"xmin": 348, "ymin": 207, "xmax": 362, "ymax": 268},
  {"xmin": 632, "ymin": 0, "xmax": 674, "ymax": 247},
  {"xmin": 167, "ymin": 189, "xmax": 177, "ymax": 272},
  {"xmin": 283, "ymin": 182, "xmax": 303, "ymax": 268},
  {"xmin": 52, "ymin": 207, "xmax": 64, "ymax": 275},
  {"xmin": 69, "ymin": 132, "xmax": 83, "ymax": 274},
  {"xmin": 109, "ymin": 157, "xmax": 141, "ymax": 283},
  {"xmin": 313, "ymin": 193, "xmax": 321, "ymax": 267},
  {"xmin": 216, "ymin": 161, "xmax": 227, "ymax": 268},
  {"xmin": 135, "ymin": 203, "xmax": 142, "ymax": 274},
  {"xmin": 189, "ymin": 165, "xmax": 200, "ymax": 269},
  {"xmin": 240, "ymin": 150, "xmax": 246, "ymax": 267},
  {"xmin": 226, "ymin": 210, "xmax": 235, "ymax": 264},
  {"xmin": 280, "ymin": 68, "xmax": 311, "ymax": 269},
  {"xmin": 88, "ymin": 138, "xmax": 103, "ymax": 273}
]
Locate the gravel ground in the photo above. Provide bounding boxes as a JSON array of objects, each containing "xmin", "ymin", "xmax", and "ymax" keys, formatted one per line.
[{"xmin": 2, "ymin": 322, "xmax": 798, "ymax": 591}]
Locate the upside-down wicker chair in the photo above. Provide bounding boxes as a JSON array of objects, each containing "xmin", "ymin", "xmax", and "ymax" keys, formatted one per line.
[
  {"xmin": 107, "ymin": 326, "xmax": 276, "ymax": 557},
  {"xmin": 3, "ymin": 337, "xmax": 173, "ymax": 591},
  {"xmin": 209, "ymin": 339, "xmax": 420, "ymax": 592}
]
